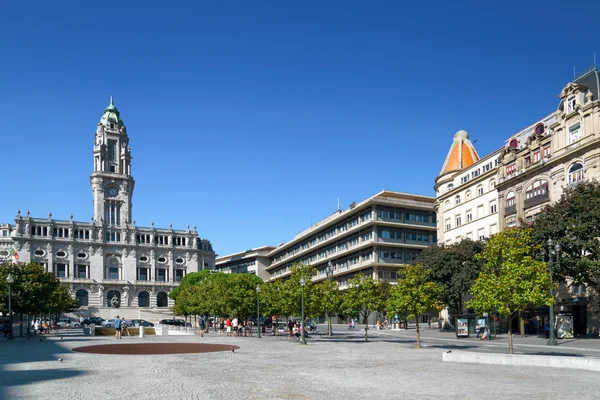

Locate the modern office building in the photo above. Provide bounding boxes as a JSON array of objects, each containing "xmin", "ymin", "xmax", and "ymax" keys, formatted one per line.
[
  {"xmin": 434, "ymin": 67, "xmax": 600, "ymax": 334},
  {"xmin": 264, "ymin": 191, "xmax": 436, "ymax": 288},
  {"xmin": 215, "ymin": 246, "xmax": 276, "ymax": 281},
  {"xmin": 0, "ymin": 98, "xmax": 216, "ymax": 319}
]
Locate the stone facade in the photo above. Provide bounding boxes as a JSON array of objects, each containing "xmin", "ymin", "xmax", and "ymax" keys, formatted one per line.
[
  {"xmin": 0, "ymin": 98, "xmax": 216, "ymax": 319},
  {"xmin": 435, "ymin": 67, "xmax": 600, "ymax": 334}
]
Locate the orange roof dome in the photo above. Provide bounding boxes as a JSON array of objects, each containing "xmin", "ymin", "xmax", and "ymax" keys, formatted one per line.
[{"xmin": 439, "ymin": 130, "xmax": 480, "ymax": 176}]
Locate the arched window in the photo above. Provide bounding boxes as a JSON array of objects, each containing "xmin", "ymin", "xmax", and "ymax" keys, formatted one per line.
[
  {"xmin": 525, "ymin": 180, "xmax": 548, "ymax": 200},
  {"xmin": 455, "ymin": 195, "xmax": 461, "ymax": 206},
  {"xmin": 506, "ymin": 191, "xmax": 516, "ymax": 208},
  {"xmin": 509, "ymin": 138, "xmax": 518, "ymax": 148},
  {"xmin": 157, "ymin": 292, "xmax": 168, "ymax": 308},
  {"xmin": 444, "ymin": 200, "xmax": 450, "ymax": 211},
  {"xmin": 568, "ymin": 163, "xmax": 584, "ymax": 183},
  {"xmin": 477, "ymin": 185, "xmax": 484, "ymax": 196},
  {"xmin": 76, "ymin": 289, "xmax": 88, "ymax": 307},
  {"xmin": 106, "ymin": 290, "xmax": 121, "ymax": 308},
  {"xmin": 447, "ymin": 183, "xmax": 454, "ymax": 191},
  {"xmin": 465, "ymin": 190, "xmax": 472, "ymax": 201},
  {"xmin": 138, "ymin": 291, "xmax": 150, "ymax": 308},
  {"xmin": 490, "ymin": 180, "xmax": 496, "ymax": 189}
]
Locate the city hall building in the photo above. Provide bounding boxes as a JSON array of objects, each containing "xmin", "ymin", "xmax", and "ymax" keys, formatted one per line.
[
  {"xmin": 0, "ymin": 99, "xmax": 216, "ymax": 319},
  {"xmin": 435, "ymin": 67, "xmax": 600, "ymax": 334}
]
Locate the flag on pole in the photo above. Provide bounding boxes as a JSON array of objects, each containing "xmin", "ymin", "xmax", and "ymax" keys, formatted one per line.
[{"xmin": 11, "ymin": 247, "xmax": 19, "ymax": 262}]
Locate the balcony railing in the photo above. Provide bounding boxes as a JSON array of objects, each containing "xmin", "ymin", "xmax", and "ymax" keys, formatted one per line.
[
  {"xmin": 504, "ymin": 205, "xmax": 517, "ymax": 216},
  {"xmin": 524, "ymin": 192, "xmax": 550, "ymax": 209}
]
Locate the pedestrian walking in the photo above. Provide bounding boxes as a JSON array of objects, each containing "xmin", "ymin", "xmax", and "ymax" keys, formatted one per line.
[
  {"xmin": 121, "ymin": 317, "xmax": 130, "ymax": 336},
  {"xmin": 199, "ymin": 317, "xmax": 206, "ymax": 337},
  {"xmin": 114, "ymin": 316, "xmax": 122, "ymax": 339}
]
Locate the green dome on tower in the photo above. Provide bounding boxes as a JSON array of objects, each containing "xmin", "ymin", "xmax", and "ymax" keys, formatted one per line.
[{"xmin": 99, "ymin": 96, "xmax": 124, "ymax": 127}]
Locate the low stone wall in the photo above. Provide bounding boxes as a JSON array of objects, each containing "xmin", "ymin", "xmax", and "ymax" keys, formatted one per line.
[
  {"xmin": 154, "ymin": 324, "xmax": 195, "ymax": 336},
  {"xmin": 442, "ymin": 350, "xmax": 600, "ymax": 372},
  {"xmin": 94, "ymin": 327, "xmax": 156, "ymax": 336}
]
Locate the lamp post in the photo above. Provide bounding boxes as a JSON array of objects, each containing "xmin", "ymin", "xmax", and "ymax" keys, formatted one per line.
[
  {"xmin": 256, "ymin": 285, "xmax": 261, "ymax": 339},
  {"xmin": 300, "ymin": 278, "xmax": 307, "ymax": 345},
  {"xmin": 6, "ymin": 273, "xmax": 14, "ymax": 340},
  {"xmin": 325, "ymin": 261, "xmax": 333, "ymax": 337},
  {"xmin": 547, "ymin": 238, "xmax": 560, "ymax": 346}
]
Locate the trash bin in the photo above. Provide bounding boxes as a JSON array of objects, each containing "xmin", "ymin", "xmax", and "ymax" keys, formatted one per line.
[{"xmin": 139, "ymin": 325, "xmax": 145, "ymax": 338}]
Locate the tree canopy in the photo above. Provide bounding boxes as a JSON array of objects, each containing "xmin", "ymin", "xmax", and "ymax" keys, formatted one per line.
[
  {"xmin": 416, "ymin": 239, "xmax": 484, "ymax": 318},
  {"xmin": 341, "ymin": 275, "xmax": 389, "ymax": 324},
  {"xmin": 387, "ymin": 265, "xmax": 443, "ymax": 348},
  {"xmin": 468, "ymin": 227, "xmax": 552, "ymax": 353}
]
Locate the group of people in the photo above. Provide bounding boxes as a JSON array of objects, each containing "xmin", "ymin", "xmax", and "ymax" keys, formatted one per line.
[
  {"xmin": 287, "ymin": 320, "xmax": 315, "ymax": 340},
  {"xmin": 32, "ymin": 319, "xmax": 52, "ymax": 334},
  {"xmin": 376, "ymin": 319, "xmax": 389, "ymax": 330},
  {"xmin": 113, "ymin": 316, "xmax": 130, "ymax": 339},
  {"xmin": 219, "ymin": 317, "xmax": 254, "ymax": 337}
]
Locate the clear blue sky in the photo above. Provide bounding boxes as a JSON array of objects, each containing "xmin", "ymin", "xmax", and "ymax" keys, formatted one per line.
[{"xmin": 1, "ymin": 1, "xmax": 598, "ymax": 256}]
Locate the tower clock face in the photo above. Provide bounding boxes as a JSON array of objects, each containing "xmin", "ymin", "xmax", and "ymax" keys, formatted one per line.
[{"xmin": 107, "ymin": 187, "xmax": 118, "ymax": 197}]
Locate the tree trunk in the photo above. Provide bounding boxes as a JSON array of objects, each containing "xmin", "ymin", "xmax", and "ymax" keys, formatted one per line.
[
  {"xmin": 26, "ymin": 314, "xmax": 30, "ymax": 336},
  {"xmin": 508, "ymin": 313, "xmax": 514, "ymax": 354},
  {"xmin": 19, "ymin": 314, "xmax": 24, "ymax": 337},
  {"xmin": 519, "ymin": 313, "xmax": 525, "ymax": 338},
  {"xmin": 415, "ymin": 318, "xmax": 421, "ymax": 348},
  {"xmin": 328, "ymin": 315, "xmax": 332, "ymax": 337}
]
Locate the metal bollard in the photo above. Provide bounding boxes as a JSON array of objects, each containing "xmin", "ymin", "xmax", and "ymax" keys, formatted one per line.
[{"xmin": 139, "ymin": 325, "xmax": 145, "ymax": 338}]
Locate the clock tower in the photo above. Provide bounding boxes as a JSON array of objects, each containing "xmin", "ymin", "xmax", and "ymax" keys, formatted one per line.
[{"xmin": 90, "ymin": 97, "xmax": 134, "ymax": 227}]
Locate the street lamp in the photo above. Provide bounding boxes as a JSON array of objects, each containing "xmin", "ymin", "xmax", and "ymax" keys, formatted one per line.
[
  {"xmin": 256, "ymin": 285, "xmax": 261, "ymax": 339},
  {"xmin": 547, "ymin": 238, "xmax": 561, "ymax": 346},
  {"xmin": 6, "ymin": 273, "xmax": 14, "ymax": 340},
  {"xmin": 299, "ymin": 278, "xmax": 307, "ymax": 345},
  {"xmin": 325, "ymin": 261, "xmax": 334, "ymax": 337}
]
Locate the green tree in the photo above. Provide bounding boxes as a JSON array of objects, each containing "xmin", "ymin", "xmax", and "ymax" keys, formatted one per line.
[
  {"xmin": 531, "ymin": 181, "xmax": 600, "ymax": 291},
  {"xmin": 261, "ymin": 280, "xmax": 287, "ymax": 334},
  {"xmin": 313, "ymin": 279, "xmax": 341, "ymax": 336},
  {"xmin": 281, "ymin": 263, "xmax": 318, "ymax": 318},
  {"xmin": 416, "ymin": 239, "xmax": 484, "ymax": 319},
  {"xmin": 468, "ymin": 227, "xmax": 553, "ymax": 354},
  {"xmin": 342, "ymin": 275, "xmax": 389, "ymax": 325},
  {"xmin": 227, "ymin": 273, "xmax": 263, "ymax": 318},
  {"xmin": 386, "ymin": 265, "xmax": 443, "ymax": 348}
]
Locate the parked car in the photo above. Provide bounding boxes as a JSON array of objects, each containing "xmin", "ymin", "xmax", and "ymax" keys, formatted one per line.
[
  {"xmin": 82, "ymin": 317, "xmax": 105, "ymax": 326},
  {"xmin": 159, "ymin": 319, "xmax": 186, "ymax": 327},
  {"xmin": 129, "ymin": 319, "xmax": 154, "ymax": 327},
  {"xmin": 101, "ymin": 319, "xmax": 120, "ymax": 328},
  {"xmin": 56, "ymin": 319, "xmax": 81, "ymax": 328}
]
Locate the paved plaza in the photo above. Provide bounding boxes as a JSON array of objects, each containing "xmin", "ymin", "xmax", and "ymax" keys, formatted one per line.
[{"xmin": 2, "ymin": 326, "xmax": 600, "ymax": 399}]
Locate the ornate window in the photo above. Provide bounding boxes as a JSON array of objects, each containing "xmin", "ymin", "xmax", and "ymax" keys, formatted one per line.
[
  {"xmin": 56, "ymin": 250, "xmax": 67, "ymax": 259},
  {"xmin": 157, "ymin": 292, "xmax": 168, "ymax": 308},
  {"xmin": 454, "ymin": 195, "xmax": 461, "ymax": 206},
  {"xmin": 77, "ymin": 252, "xmax": 87, "ymax": 260},
  {"xmin": 568, "ymin": 163, "xmax": 584, "ymax": 184},
  {"xmin": 477, "ymin": 185, "xmax": 484, "ymax": 196},
  {"xmin": 506, "ymin": 191, "xmax": 516, "ymax": 208},
  {"xmin": 525, "ymin": 180, "xmax": 549, "ymax": 200},
  {"xmin": 76, "ymin": 289, "xmax": 88, "ymax": 306},
  {"xmin": 138, "ymin": 291, "xmax": 150, "ymax": 308},
  {"xmin": 534, "ymin": 124, "xmax": 545, "ymax": 135}
]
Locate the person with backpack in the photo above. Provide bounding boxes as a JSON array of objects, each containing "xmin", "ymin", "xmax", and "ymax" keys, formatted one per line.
[{"xmin": 199, "ymin": 317, "xmax": 206, "ymax": 337}]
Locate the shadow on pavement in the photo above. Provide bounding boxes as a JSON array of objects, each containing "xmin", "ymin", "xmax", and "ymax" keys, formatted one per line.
[{"xmin": 2, "ymin": 368, "xmax": 87, "ymax": 387}]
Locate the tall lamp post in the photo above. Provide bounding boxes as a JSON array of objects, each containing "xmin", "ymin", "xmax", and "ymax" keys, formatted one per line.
[
  {"xmin": 547, "ymin": 238, "xmax": 560, "ymax": 346},
  {"xmin": 6, "ymin": 273, "xmax": 14, "ymax": 340},
  {"xmin": 256, "ymin": 285, "xmax": 261, "ymax": 339},
  {"xmin": 299, "ymin": 278, "xmax": 307, "ymax": 345},
  {"xmin": 325, "ymin": 261, "xmax": 334, "ymax": 337}
]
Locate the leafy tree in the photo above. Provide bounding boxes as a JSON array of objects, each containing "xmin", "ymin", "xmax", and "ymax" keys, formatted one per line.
[
  {"xmin": 416, "ymin": 239, "xmax": 484, "ymax": 319},
  {"xmin": 342, "ymin": 275, "xmax": 389, "ymax": 325},
  {"xmin": 468, "ymin": 228, "xmax": 553, "ymax": 354},
  {"xmin": 227, "ymin": 273, "xmax": 263, "ymax": 318},
  {"xmin": 313, "ymin": 279, "xmax": 341, "ymax": 336},
  {"xmin": 282, "ymin": 263, "xmax": 319, "ymax": 318},
  {"xmin": 386, "ymin": 265, "xmax": 443, "ymax": 348},
  {"xmin": 260, "ymin": 280, "xmax": 287, "ymax": 334},
  {"xmin": 531, "ymin": 181, "xmax": 600, "ymax": 291}
]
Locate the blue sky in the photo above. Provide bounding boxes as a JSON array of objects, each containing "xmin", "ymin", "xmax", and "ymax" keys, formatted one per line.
[{"xmin": 0, "ymin": 1, "xmax": 598, "ymax": 256}]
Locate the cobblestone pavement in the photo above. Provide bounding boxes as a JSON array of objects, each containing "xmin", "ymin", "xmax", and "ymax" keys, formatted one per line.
[{"xmin": 1, "ymin": 329, "xmax": 600, "ymax": 400}]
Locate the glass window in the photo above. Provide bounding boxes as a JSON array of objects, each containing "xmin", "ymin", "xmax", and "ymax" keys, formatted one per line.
[
  {"xmin": 568, "ymin": 163, "xmax": 584, "ymax": 183},
  {"xmin": 157, "ymin": 269, "xmax": 166, "ymax": 281},
  {"xmin": 76, "ymin": 290, "xmax": 88, "ymax": 306},
  {"xmin": 175, "ymin": 269, "xmax": 184, "ymax": 282},
  {"xmin": 138, "ymin": 268, "xmax": 148, "ymax": 281},
  {"xmin": 569, "ymin": 123, "xmax": 581, "ymax": 144},
  {"xmin": 108, "ymin": 140, "xmax": 117, "ymax": 161},
  {"xmin": 108, "ymin": 267, "xmax": 119, "ymax": 280},
  {"xmin": 506, "ymin": 192, "xmax": 516, "ymax": 208},
  {"xmin": 77, "ymin": 265, "xmax": 87, "ymax": 279},
  {"xmin": 157, "ymin": 292, "xmax": 168, "ymax": 308},
  {"xmin": 138, "ymin": 291, "xmax": 150, "ymax": 307}
]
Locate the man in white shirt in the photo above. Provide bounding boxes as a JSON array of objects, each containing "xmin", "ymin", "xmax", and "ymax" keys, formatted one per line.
[{"xmin": 232, "ymin": 318, "xmax": 238, "ymax": 336}]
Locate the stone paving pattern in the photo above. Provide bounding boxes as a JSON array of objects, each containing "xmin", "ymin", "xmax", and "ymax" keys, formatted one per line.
[{"xmin": 2, "ymin": 327, "xmax": 600, "ymax": 399}]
